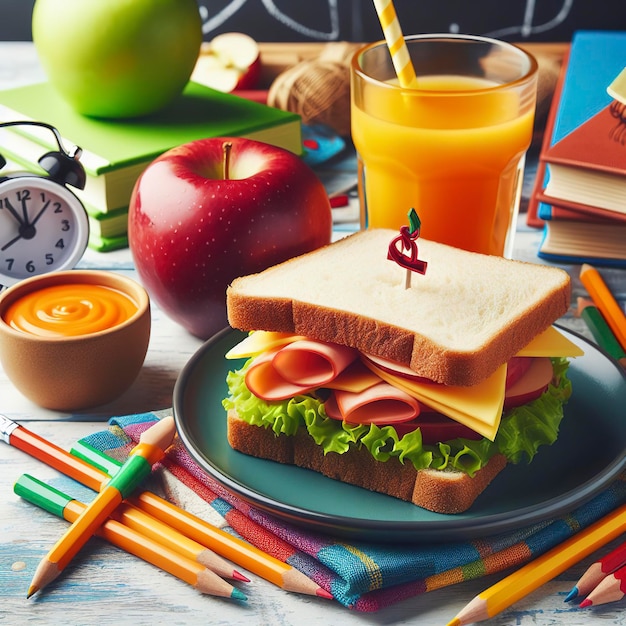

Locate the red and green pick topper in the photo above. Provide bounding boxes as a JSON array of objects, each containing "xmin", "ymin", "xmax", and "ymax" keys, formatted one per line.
[{"xmin": 387, "ymin": 209, "xmax": 427, "ymax": 288}]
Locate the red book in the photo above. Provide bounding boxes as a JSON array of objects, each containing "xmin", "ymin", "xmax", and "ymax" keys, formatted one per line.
[{"xmin": 541, "ymin": 103, "xmax": 626, "ymax": 215}]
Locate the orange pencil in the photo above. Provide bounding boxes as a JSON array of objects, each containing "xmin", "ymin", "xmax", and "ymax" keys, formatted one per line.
[
  {"xmin": 132, "ymin": 487, "xmax": 332, "ymax": 598},
  {"xmin": 580, "ymin": 562, "xmax": 626, "ymax": 608},
  {"xmin": 110, "ymin": 502, "xmax": 249, "ymax": 582},
  {"xmin": 74, "ymin": 440, "xmax": 332, "ymax": 599},
  {"xmin": 0, "ymin": 413, "xmax": 105, "ymax": 491},
  {"xmin": 0, "ymin": 415, "xmax": 331, "ymax": 599},
  {"xmin": 447, "ymin": 504, "xmax": 626, "ymax": 625},
  {"xmin": 27, "ymin": 416, "xmax": 177, "ymax": 597},
  {"xmin": 15, "ymin": 474, "xmax": 246, "ymax": 601},
  {"xmin": 565, "ymin": 537, "xmax": 626, "ymax": 601},
  {"xmin": 579, "ymin": 263, "xmax": 626, "ymax": 352}
]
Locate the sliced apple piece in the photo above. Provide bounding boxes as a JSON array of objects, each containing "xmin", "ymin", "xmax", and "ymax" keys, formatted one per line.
[{"xmin": 192, "ymin": 32, "xmax": 261, "ymax": 92}]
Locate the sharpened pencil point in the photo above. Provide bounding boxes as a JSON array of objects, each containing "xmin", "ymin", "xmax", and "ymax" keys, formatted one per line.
[
  {"xmin": 564, "ymin": 586, "xmax": 579, "ymax": 602},
  {"xmin": 446, "ymin": 618, "xmax": 461, "ymax": 626},
  {"xmin": 316, "ymin": 587, "xmax": 334, "ymax": 600},
  {"xmin": 233, "ymin": 570, "xmax": 251, "ymax": 583},
  {"xmin": 579, "ymin": 598, "xmax": 592, "ymax": 608},
  {"xmin": 26, "ymin": 585, "xmax": 39, "ymax": 599},
  {"xmin": 231, "ymin": 587, "xmax": 248, "ymax": 602}
]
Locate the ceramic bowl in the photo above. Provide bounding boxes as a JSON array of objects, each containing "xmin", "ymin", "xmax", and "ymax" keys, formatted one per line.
[{"xmin": 0, "ymin": 270, "xmax": 150, "ymax": 411}]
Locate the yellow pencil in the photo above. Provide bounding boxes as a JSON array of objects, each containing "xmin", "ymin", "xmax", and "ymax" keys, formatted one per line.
[
  {"xmin": 15, "ymin": 474, "xmax": 246, "ymax": 601},
  {"xmin": 580, "ymin": 263, "xmax": 626, "ymax": 352},
  {"xmin": 447, "ymin": 504, "xmax": 626, "ymax": 625},
  {"xmin": 27, "ymin": 416, "xmax": 177, "ymax": 597}
]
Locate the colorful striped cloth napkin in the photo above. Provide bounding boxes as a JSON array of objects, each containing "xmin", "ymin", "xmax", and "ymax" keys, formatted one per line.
[{"xmin": 82, "ymin": 412, "xmax": 626, "ymax": 611}]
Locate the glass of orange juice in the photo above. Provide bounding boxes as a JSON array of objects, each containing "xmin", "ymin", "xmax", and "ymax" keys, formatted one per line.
[{"xmin": 351, "ymin": 34, "xmax": 538, "ymax": 257}]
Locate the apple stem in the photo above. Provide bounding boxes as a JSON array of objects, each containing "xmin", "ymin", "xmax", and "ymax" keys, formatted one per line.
[{"xmin": 223, "ymin": 141, "xmax": 232, "ymax": 180}]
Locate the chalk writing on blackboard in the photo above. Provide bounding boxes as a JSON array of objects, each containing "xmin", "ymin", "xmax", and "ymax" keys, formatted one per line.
[
  {"xmin": 483, "ymin": 0, "xmax": 574, "ymax": 38},
  {"xmin": 199, "ymin": 0, "xmax": 340, "ymax": 41},
  {"xmin": 195, "ymin": 0, "xmax": 620, "ymax": 44}
]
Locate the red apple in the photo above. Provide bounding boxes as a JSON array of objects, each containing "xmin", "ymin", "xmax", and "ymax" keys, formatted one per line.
[
  {"xmin": 191, "ymin": 32, "xmax": 261, "ymax": 93},
  {"xmin": 128, "ymin": 137, "xmax": 332, "ymax": 339}
]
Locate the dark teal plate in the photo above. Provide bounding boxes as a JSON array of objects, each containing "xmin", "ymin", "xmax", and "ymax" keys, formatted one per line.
[{"xmin": 173, "ymin": 326, "xmax": 626, "ymax": 542}]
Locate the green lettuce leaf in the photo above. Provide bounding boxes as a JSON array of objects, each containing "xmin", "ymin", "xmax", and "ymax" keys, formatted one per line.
[{"xmin": 223, "ymin": 357, "xmax": 572, "ymax": 477}]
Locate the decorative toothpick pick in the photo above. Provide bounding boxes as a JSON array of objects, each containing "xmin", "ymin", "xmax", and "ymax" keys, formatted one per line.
[{"xmin": 387, "ymin": 208, "xmax": 428, "ymax": 289}]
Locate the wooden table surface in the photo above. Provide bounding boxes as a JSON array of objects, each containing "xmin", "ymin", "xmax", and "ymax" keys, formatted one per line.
[{"xmin": 1, "ymin": 41, "xmax": 625, "ymax": 626}]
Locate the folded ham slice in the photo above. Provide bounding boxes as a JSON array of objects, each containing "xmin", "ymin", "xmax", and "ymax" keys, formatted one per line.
[
  {"xmin": 245, "ymin": 339, "xmax": 358, "ymax": 402},
  {"xmin": 324, "ymin": 383, "xmax": 421, "ymax": 425},
  {"xmin": 272, "ymin": 340, "xmax": 357, "ymax": 386}
]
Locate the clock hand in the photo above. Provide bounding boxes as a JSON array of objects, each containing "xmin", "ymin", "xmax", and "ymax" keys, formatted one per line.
[
  {"xmin": 1, "ymin": 232, "xmax": 23, "ymax": 252},
  {"xmin": 1, "ymin": 197, "xmax": 26, "ymax": 226},
  {"xmin": 29, "ymin": 200, "xmax": 50, "ymax": 227},
  {"xmin": 18, "ymin": 189, "xmax": 31, "ymax": 226},
  {"xmin": 1, "ymin": 220, "xmax": 37, "ymax": 252}
]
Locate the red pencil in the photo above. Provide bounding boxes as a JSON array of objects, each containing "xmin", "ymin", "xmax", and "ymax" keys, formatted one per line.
[
  {"xmin": 580, "ymin": 562, "xmax": 626, "ymax": 608},
  {"xmin": 565, "ymin": 539, "xmax": 626, "ymax": 601}
]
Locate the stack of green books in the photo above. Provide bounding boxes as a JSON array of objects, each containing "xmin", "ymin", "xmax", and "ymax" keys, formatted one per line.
[{"xmin": 0, "ymin": 81, "xmax": 302, "ymax": 251}]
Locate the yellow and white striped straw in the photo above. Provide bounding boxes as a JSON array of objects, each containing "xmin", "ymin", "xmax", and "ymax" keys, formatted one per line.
[{"xmin": 372, "ymin": 0, "xmax": 418, "ymax": 88}]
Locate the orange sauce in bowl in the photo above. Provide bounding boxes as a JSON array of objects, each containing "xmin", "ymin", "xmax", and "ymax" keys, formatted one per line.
[{"xmin": 3, "ymin": 284, "xmax": 139, "ymax": 337}]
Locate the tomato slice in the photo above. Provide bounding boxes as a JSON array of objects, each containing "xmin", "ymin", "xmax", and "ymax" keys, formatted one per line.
[{"xmin": 392, "ymin": 412, "xmax": 483, "ymax": 444}]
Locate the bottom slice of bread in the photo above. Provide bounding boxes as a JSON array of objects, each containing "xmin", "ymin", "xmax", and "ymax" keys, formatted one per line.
[{"xmin": 227, "ymin": 410, "xmax": 507, "ymax": 514}]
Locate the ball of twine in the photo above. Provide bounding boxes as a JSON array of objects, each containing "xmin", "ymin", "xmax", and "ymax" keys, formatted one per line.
[{"xmin": 268, "ymin": 58, "xmax": 352, "ymax": 136}]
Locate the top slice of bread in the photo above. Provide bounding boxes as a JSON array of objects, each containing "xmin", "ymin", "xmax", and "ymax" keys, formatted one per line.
[{"xmin": 226, "ymin": 229, "xmax": 571, "ymax": 386}]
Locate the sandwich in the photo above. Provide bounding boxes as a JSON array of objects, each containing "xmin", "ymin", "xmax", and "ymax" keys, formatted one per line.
[{"xmin": 222, "ymin": 229, "xmax": 583, "ymax": 514}]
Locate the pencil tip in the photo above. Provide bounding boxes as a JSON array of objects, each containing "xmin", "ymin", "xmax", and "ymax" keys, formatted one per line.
[
  {"xmin": 446, "ymin": 618, "xmax": 461, "ymax": 626},
  {"xmin": 232, "ymin": 570, "xmax": 251, "ymax": 583},
  {"xmin": 26, "ymin": 585, "xmax": 38, "ymax": 599},
  {"xmin": 579, "ymin": 598, "xmax": 592, "ymax": 608},
  {"xmin": 316, "ymin": 587, "xmax": 334, "ymax": 600},
  {"xmin": 231, "ymin": 587, "xmax": 248, "ymax": 602},
  {"xmin": 564, "ymin": 586, "xmax": 578, "ymax": 602}
]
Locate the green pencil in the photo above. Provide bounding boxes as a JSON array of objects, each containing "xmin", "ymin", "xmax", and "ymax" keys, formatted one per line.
[
  {"xmin": 15, "ymin": 474, "xmax": 246, "ymax": 601},
  {"xmin": 578, "ymin": 298, "xmax": 626, "ymax": 367},
  {"xmin": 27, "ymin": 416, "xmax": 177, "ymax": 597}
]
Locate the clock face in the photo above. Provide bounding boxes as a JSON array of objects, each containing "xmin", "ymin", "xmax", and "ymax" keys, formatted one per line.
[{"xmin": 0, "ymin": 176, "xmax": 89, "ymax": 286}]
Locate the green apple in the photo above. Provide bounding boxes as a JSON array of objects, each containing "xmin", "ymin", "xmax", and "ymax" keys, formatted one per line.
[{"xmin": 32, "ymin": 0, "xmax": 203, "ymax": 118}]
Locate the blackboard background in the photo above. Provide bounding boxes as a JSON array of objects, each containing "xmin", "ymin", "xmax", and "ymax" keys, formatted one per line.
[{"xmin": 2, "ymin": 0, "xmax": 625, "ymax": 43}]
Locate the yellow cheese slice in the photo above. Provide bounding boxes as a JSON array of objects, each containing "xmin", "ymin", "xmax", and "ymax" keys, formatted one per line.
[
  {"xmin": 517, "ymin": 326, "xmax": 584, "ymax": 358},
  {"xmin": 364, "ymin": 326, "xmax": 579, "ymax": 440},
  {"xmin": 225, "ymin": 331, "xmax": 305, "ymax": 359},
  {"xmin": 367, "ymin": 362, "xmax": 505, "ymax": 441}
]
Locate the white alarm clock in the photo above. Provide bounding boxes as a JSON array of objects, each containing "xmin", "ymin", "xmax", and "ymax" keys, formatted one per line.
[{"xmin": 0, "ymin": 121, "xmax": 89, "ymax": 289}]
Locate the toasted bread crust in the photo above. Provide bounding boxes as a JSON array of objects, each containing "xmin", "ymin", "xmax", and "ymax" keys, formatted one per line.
[
  {"xmin": 227, "ymin": 410, "xmax": 507, "ymax": 514},
  {"xmin": 226, "ymin": 231, "xmax": 571, "ymax": 386}
]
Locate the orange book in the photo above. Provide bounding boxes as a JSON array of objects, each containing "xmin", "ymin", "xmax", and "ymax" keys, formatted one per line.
[{"xmin": 540, "ymin": 103, "xmax": 626, "ymax": 215}]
